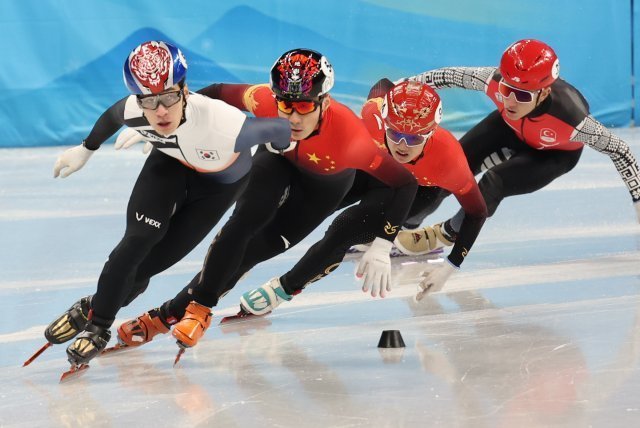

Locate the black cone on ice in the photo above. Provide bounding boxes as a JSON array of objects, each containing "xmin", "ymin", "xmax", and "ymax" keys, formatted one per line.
[{"xmin": 377, "ymin": 330, "xmax": 405, "ymax": 348}]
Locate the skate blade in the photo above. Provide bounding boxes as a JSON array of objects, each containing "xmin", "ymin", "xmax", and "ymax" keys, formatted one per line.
[
  {"xmin": 344, "ymin": 247, "xmax": 444, "ymax": 261},
  {"xmin": 23, "ymin": 342, "xmax": 53, "ymax": 367},
  {"xmin": 391, "ymin": 252, "xmax": 444, "ymax": 266},
  {"xmin": 59, "ymin": 364, "xmax": 89, "ymax": 383},
  {"xmin": 391, "ymin": 247, "xmax": 444, "ymax": 258},
  {"xmin": 173, "ymin": 346, "xmax": 186, "ymax": 366},
  {"xmin": 219, "ymin": 308, "xmax": 271, "ymax": 324},
  {"xmin": 100, "ymin": 343, "xmax": 130, "ymax": 357}
]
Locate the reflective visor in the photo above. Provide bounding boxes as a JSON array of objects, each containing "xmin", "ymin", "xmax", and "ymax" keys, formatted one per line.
[
  {"xmin": 275, "ymin": 98, "xmax": 320, "ymax": 115},
  {"xmin": 498, "ymin": 80, "xmax": 538, "ymax": 103},
  {"xmin": 385, "ymin": 127, "xmax": 433, "ymax": 147}
]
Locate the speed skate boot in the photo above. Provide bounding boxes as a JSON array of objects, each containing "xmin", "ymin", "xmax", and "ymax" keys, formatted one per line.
[
  {"xmin": 66, "ymin": 322, "xmax": 111, "ymax": 366},
  {"xmin": 172, "ymin": 301, "xmax": 213, "ymax": 348},
  {"xmin": 117, "ymin": 308, "xmax": 174, "ymax": 348},
  {"xmin": 240, "ymin": 277, "xmax": 293, "ymax": 316},
  {"xmin": 44, "ymin": 295, "xmax": 92, "ymax": 344},
  {"xmin": 24, "ymin": 295, "xmax": 94, "ymax": 367},
  {"xmin": 394, "ymin": 221, "xmax": 456, "ymax": 256}
]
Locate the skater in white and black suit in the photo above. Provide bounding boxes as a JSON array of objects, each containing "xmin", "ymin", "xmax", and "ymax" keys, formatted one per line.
[{"xmin": 38, "ymin": 40, "xmax": 292, "ymax": 368}]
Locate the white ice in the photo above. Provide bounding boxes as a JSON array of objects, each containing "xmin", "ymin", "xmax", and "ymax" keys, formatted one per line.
[{"xmin": 2, "ymin": 129, "xmax": 640, "ymax": 427}]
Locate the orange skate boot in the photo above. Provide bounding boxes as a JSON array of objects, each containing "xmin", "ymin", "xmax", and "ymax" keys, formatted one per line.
[
  {"xmin": 172, "ymin": 301, "xmax": 213, "ymax": 349},
  {"xmin": 116, "ymin": 308, "xmax": 173, "ymax": 349}
]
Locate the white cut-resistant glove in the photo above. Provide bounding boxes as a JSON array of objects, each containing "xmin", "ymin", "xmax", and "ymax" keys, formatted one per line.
[
  {"xmin": 265, "ymin": 140, "xmax": 297, "ymax": 154},
  {"xmin": 53, "ymin": 144, "xmax": 94, "ymax": 178},
  {"xmin": 115, "ymin": 127, "xmax": 153, "ymax": 154},
  {"xmin": 415, "ymin": 258, "xmax": 458, "ymax": 301},
  {"xmin": 634, "ymin": 200, "xmax": 640, "ymax": 224},
  {"xmin": 356, "ymin": 237, "xmax": 393, "ymax": 298}
]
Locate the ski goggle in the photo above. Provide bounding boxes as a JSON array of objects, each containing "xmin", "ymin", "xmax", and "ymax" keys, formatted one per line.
[
  {"xmin": 385, "ymin": 126, "xmax": 433, "ymax": 147},
  {"xmin": 275, "ymin": 98, "xmax": 321, "ymax": 115},
  {"xmin": 137, "ymin": 90, "xmax": 183, "ymax": 110},
  {"xmin": 498, "ymin": 80, "xmax": 539, "ymax": 103}
]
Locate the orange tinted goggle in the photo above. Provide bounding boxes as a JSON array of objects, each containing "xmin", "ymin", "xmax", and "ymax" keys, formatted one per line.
[{"xmin": 276, "ymin": 98, "xmax": 321, "ymax": 115}]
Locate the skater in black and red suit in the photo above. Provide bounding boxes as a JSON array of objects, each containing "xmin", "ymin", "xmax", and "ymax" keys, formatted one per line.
[{"xmin": 393, "ymin": 39, "xmax": 640, "ymax": 299}]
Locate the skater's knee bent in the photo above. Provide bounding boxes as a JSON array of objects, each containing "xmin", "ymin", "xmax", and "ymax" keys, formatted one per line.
[
  {"xmin": 325, "ymin": 211, "xmax": 377, "ymax": 248},
  {"xmin": 478, "ymin": 170, "xmax": 505, "ymax": 217},
  {"xmin": 122, "ymin": 278, "xmax": 150, "ymax": 307},
  {"xmin": 117, "ymin": 233, "xmax": 158, "ymax": 255}
]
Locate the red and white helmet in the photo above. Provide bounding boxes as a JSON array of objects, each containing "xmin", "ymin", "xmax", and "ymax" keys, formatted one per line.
[
  {"xmin": 382, "ymin": 81, "xmax": 442, "ymax": 135},
  {"xmin": 123, "ymin": 41, "xmax": 188, "ymax": 95},
  {"xmin": 500, "ymin": 39, "xmax": 560, "ymax": 91}
]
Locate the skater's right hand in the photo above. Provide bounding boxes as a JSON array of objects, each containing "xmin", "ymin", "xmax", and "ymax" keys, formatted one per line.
[
  {"xmin": 357, "ymin": 237, "xmax": 393, "ymax": 298},
  {"xmin": 115, "ymin": 128, "xmax": 153, "ymax": 154},
  {"xmin": 53, "ymin": 143, "xmax": 94, "ymax": 178}
]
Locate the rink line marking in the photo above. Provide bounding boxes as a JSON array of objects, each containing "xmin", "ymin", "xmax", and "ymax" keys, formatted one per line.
[
  {"xmin": 0, "ymin": 209, "xmax": 122, "ymax": 221},
  {"xmin": 473, "ymin": 223, "xmax": 640, "ymax": 246},
  {"xmin": 2, "ymin": 181, "xmax": 632, "ymax": 221},
  {"xmin": 2, "ymin": 249, "xmax": 639, "ymax": 295}
]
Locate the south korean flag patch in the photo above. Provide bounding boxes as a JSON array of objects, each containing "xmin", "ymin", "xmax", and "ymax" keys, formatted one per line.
[{"xmin": 196, "ymin": 148, "xmax": 220, "ymax": 161}]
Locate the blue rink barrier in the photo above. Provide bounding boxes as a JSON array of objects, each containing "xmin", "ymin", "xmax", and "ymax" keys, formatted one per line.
[{"xmin": 0, "ymin": 0, "xmax": 635, "ymax": 147}]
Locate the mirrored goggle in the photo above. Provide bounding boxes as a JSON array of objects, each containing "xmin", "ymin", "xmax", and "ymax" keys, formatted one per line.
[
  {"xmin": 137, "ymin": 90, "xmax": 183, "ymax": 110},
  {"xmin": 385, "ymin": 127, "xmax": 433, "ymax": 147},
  {"xmin": 498, "ymin": 80, "xmax": 538, "ymax": 103},
  {"xmin": 275, "ymin": 98, "xmax": 320, "ymax": 115}
]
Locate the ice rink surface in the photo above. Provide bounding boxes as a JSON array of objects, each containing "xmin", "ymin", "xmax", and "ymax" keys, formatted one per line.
[{"xmin": 2, "ymin": 129, "xmax": 640, "ymax": 427}]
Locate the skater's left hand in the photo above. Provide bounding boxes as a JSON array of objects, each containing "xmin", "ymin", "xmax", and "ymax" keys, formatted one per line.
[
  {"xmin": 357, "ymin": 237, "xmax": 393, "ymax": 298},
  {"xmin": 415, "ymin": 259, "xmax": 458, "ymax": 301}
]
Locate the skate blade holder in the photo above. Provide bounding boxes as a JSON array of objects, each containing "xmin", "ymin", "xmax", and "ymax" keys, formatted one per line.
[{"xmin": 60, "ymin": 364, "xmax": 90, "ymax": 383}]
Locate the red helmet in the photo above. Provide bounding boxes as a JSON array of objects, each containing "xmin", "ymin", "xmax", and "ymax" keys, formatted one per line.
[
  {"xmin": 382, "ymin": 81, "xmax": 442, "ymax": 134},
  {"xmin": 499, "ymin": 39, "xmax": 560, "ymax": 91}
]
